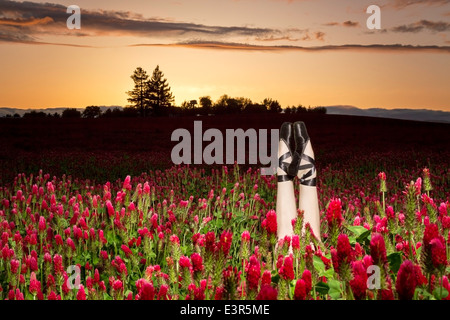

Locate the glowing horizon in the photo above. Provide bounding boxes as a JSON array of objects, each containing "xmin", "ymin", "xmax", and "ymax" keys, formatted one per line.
[{"xmin": 0, "ymin": 0, "xmax": 449, "ymax": 112}]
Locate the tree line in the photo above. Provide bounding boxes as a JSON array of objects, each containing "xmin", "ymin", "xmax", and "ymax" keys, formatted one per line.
[
  {"xmin": 8, "ymin": 100, "xmax": 325, "ymax": 119},
  {"xmin": 126, "ymin": 65, "xmax": 326, "ymax": 116},
  {"xmin": 3, "ymin": 65, "xmax": 326, "ymax": 118}
]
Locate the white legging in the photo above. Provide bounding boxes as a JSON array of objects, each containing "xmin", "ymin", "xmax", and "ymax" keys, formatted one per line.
[{"xmin": 276, "ymin": 139, "xmax": 321, "ymax": 241}]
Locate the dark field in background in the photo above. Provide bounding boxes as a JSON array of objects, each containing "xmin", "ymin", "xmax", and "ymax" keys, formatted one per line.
[{"xmin": 0, "ymin": 113, "xmax": 449, "ymax": 184}]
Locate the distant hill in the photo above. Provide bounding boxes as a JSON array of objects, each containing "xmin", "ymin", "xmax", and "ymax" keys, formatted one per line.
[
  {"xmin": 2, "ymin": 105, "xmax": 450, "ymax": 124},
  {"xmin": 324, "ymin": 105, "xmax": 450, "ymax": 124},
  {"xmin": 0, "ymin": 106, "xmax": 123, "ymax": 117}
]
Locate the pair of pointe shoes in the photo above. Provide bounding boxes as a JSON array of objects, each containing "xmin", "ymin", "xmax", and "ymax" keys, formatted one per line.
[{"xmin": 278, "ymin": 122, "xmax": 316, "ymax": 187}]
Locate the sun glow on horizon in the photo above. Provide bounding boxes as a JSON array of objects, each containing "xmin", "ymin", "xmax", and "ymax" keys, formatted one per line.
[{"xmin": 0, "ymin": 0, "xmax": 449, "ymax": 112}]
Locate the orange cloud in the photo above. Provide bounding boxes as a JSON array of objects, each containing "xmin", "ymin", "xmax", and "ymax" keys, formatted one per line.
[
  {"xmin": 130, "ymin": 41, "xmax": 450, "ymax": 53},
  {"xmin": 392, "ymin": 20, "xmax": 450, "ymax": 33},
  {"xmin": 342, "ymin": 20, "xmax": 359, "ymax": 28},
  {"xmin": 323, "ymin": 22, "xmax": 340, "ymax": 26},
  {"xmin": 255, "ymin": 35, "xmax": 299, "ymax": 41},
  {"xmin": 323, "ymin": 21, "xmax": 360, "ymax": 28},
  {"xmin": 392, "ymin": 0, "xmax": 450, "ymax": 8},
  {"xmin": 0, "ymin": 17, "xmax": 54, "ymax": 26},
  {"xmin": 314, "ymin": 31, "xmax": 325, "ymax": 41}
]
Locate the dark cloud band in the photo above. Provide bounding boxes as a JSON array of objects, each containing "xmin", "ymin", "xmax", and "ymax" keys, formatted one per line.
[
  {"xmin": 392, "ymin": 0, "xmax": 450, "ymax": 8},
  {"xmin": 130, "ymin": 41, "xmax": 450, "ymax": 53},
  {"xmin": 0, "ymin": 0, "xmax": 280, "ymax": 41},
  {"xmin": 392, "ymin": 20, "xmax": 450, "ymax": 33}
]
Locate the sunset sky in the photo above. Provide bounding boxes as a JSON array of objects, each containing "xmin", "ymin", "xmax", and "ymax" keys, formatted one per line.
[{"xmin": 0, "ymin": 0, "xmax": 449, "ymax": 111}]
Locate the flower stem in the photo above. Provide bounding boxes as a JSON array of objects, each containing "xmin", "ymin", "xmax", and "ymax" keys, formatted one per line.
[{"xmin": 428, "ymin": 273, "xmax": 432, "ymax": 296}]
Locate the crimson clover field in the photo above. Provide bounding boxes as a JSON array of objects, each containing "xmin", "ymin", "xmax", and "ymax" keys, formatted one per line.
[{"xmin": 0, "ymin": 113, "xmax": 449, "ymax": 300}]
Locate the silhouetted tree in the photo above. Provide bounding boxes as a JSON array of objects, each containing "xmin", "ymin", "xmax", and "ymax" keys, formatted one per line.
[
  {"xmin": 147, "ymin": 65, "xmax": 174, "ymax": 116},
  {"xmin": 214, "ymin": 95, "xmax": 243, "ymax": 114},
  {"xmin": 243, "ymin": 103, "xmax": 267, "ymax": 114},
  {"xmin": 122, "ymin": 106, "xmax": 139, "ymax": 117},
  {"xmin": 127, "ymin": 67, "xmax": 149, "ymax": 117},
  {"xmin": 225, "ymin": 97, "xmax": 241, "ymax": 113},
  {"xmin": 62, "ymin": 108, "xmax": 81, "ymax": 118},
  {"xmin": 102, "ymin": 108, "xmax": 113, "ymax": 118},
  {"xmin": 23, "ymin": 110, "xmax": 47, "ymax": 118},
  {"xmin": 236, "ymin": 97, "xmax": 252, "ymax": 111},
  {"xmin": 167, "ymin": 105, "xmax": 183, "ymax": 117},
  {"xmin": 181, "ymin": 100, "xmax": 197, "ymax": 110},
  {"xmin": 111, "ymin": 107, "xmax": 123, "ymax": 117},
  {"xmin": 13, "ymin": 113, "xmax": 21, "ymax": 118},
  {"xmin": 284, "ymin": 107, "xmax": 292, "ymax": 114},
  {"xmin": 311, "ymin": 106, "xmax": 327, "ymax": 114},
  {"xmin": 199, "ymin": 96, "xmax": 213, "ymax": 115},
  {"xmin": 82, "ymin": 106, "xmax": 102, "ymax": 118},
  {"xmin": 296, "ymin": 104, "xmax": 307, "ymax": 113},
  {"xmin": 263, "ymin": 98, "xmax": 281, "ymax": 113},
  {"xmin": 213, "ymin": 95, "xmax": 228, "ymax": 114},
  {"xmin": 101, "ymin": 107, "xmax": 124, "ymax": 118}
]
